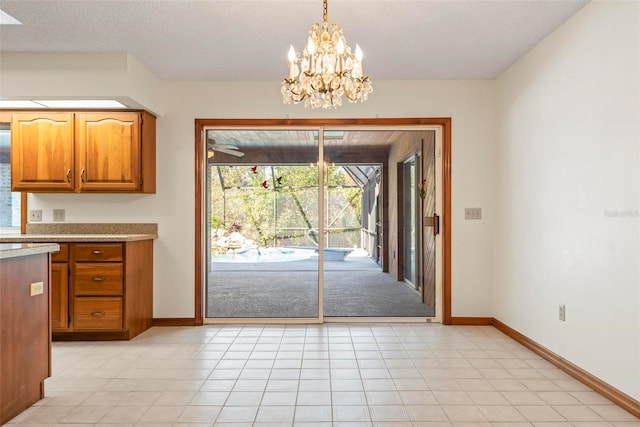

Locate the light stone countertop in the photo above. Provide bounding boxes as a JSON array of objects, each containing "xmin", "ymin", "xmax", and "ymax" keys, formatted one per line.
[
  {"xmin": 0, "ymin": 234, "xmax": 157, "ymax": 243},
  {"xmin": 0, "ymin": 243, "xmax": 60, "ymax": 260},
  {"xmin": 0, "ymin": 223, "xmax": 158, "ymax": 243}
]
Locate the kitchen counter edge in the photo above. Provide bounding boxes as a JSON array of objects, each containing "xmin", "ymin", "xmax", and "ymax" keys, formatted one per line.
[{"xmin": 0, "ymin": 243, "xmax": 61, "ymax": 260}]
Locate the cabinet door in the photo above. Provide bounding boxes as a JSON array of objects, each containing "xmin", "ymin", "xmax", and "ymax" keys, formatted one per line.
[
  {"xmin": 75, "ymin": 112, "xmax": 141, "ymax": 191},
  {"xmin": 11, "ymin": 113, "xmax": 75, "ymax": 191},
  {"xmin": 51, "ymin": 262, "xmax": 69, "ymax": 331}
]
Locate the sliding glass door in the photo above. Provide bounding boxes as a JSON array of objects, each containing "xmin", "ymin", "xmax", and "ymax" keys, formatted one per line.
[
  {"xmin": 205, "ymin": 129, "xmax": 321, "ymax": 320},
  {"xmin": 202, "ymin": 126, "xmax": 439, "ymax": 321}
]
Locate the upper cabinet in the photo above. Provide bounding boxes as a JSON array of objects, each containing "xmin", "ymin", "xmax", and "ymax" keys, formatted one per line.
[
  {"xmin": 10, "ymin": 110, "xmax": 156, "ymax": 193},
  {"xmin": 11, "ymin": 112, "xmax": 75, "ymax": 191}
]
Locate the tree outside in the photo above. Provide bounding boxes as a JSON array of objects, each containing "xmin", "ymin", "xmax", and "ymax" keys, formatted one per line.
[{"xmin": 209, "ymin": 164, "xmax": 362, "ymax": 253}]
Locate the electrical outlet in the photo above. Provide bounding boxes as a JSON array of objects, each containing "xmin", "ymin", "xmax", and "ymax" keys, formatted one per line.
[
  {"xmin": 29, "ymin": 209, "xmax": 42, "ymax": 222},
  {"xmin": 465, "ymin": 207, "xmax": 482, "ymax": 220},
  {"xmin": 53, "ymin": 209, "xmax": 65, "ymax": 222},
  {"xmin": 559, "ymin": 304, "xmax": 566, "ymax": 321},
  {"xmin": 29, "ymin": 281, "xmax": 44, "ymax": 296}
]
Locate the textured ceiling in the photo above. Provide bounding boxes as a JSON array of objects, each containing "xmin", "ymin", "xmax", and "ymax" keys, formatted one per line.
[{"xmin": 0, "ymin": 0, "xmax": 589, "ymax": 81}]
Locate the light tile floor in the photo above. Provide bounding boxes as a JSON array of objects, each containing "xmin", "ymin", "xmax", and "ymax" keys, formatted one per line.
[{"xmin": 5, "ymin": 324, "xmax": 640, "ymax": 427}]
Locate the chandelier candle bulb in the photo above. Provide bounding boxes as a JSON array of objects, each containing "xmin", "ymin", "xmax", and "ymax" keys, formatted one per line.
[
  {"xmin": 288, "ymin": 45, "xmax": 295, "ymax": 79},
  {"xmin": 281, "ymin": 0, "xmax": 373, "ymax": 109},
  {"xmin": 356, "ymin": 44, "xmax": 363, "ymax": 77}
]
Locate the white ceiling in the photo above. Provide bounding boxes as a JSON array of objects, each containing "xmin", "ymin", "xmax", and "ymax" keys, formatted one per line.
[{"xmin": 0, "ymin": 0, "xmax": 589, "ymax": 81}]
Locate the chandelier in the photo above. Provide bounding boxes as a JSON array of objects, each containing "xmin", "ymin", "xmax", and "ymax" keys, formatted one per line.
[{"xmin": 281, "ymin": 0, "xmax": 373, "ymax": 109}]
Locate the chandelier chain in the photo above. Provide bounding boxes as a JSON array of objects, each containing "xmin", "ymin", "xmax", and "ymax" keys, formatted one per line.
[{"xmin": 323, "ymin": 0, "xmax": 328, "ymax": 23}]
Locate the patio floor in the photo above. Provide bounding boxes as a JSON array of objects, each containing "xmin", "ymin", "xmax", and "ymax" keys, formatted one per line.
[{"xmin": 207, "ymin": 250, "xmax": 435, "ymax": 318}]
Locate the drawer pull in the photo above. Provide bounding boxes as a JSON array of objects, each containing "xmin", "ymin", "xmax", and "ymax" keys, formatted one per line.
[
  {"xmin": 91, "ymin": 250, "xmax": 104, "ymax": 255},
  {"xmin": 92, "ymin": 276, "xmax": 105, "ymax": 282},
  {"xmin": 91, "ymin": 311, "xmax": 106, "ymax": 317}
]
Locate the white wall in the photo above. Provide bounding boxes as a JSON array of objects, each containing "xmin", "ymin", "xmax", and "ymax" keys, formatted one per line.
[
  {"xmin": 0, "ymin": 53, "xmax": 164, "ymax": 116},
  {"xmin": 160, "ymin": 80, "xmax": 497, "ymax": 318},
  {"xmin": 0, "ymin": 53, "xmax": 497, "ymax": 319},
  {"xmin": 495, "ymin": 0, "xmax": 640, "ymax": 400}
]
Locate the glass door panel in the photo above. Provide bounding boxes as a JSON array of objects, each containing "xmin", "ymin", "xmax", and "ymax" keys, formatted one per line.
[
  {"xmin": 403, "ymin": 157, "xmax": 417, "ymax": 286},
  {"xmin": 206, "ymin": 129, "xmax": 320, "ymax": 319},
  {"xmin": 422, "ymin": 133, "xmax": 437, "ymax": 312}
]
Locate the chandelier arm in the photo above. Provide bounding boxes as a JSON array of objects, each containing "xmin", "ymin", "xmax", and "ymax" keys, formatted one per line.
[{"xmin": 343, "ymin": 85, "xmax": 362, "ymax": 102}]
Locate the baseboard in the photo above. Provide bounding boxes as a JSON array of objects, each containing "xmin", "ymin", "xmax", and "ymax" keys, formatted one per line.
[
  {"xmin": 493, "ymin": 318, "xmax": 640, "ymax": 418},
  {"xmin": 152, "ymin": 318, "xmax": 200, "ymax": 326},
  {"xmin": 53, "ymin": 331, "xmax": 131, "ymax": 341},
  {"xmin": 449, "ymin": 316, "xmax": 494, "ymax": 325}
]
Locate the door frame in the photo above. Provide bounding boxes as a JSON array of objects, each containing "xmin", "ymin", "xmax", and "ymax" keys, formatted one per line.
[{"xmin": 194, "ymin": 118, "xmax": 452, "ymax": 324}]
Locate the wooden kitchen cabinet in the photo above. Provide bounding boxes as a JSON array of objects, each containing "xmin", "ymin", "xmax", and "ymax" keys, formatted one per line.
[
  {"xmin": 10, "ymin": 110, "xmax": 155, "ymax": 193},
  {"xmin": 10, "ymin": 112, "xmax": 75, "ymax": 191},
  {"xmin": 52, "ymin": 240, "xmax": 153, "ymax": 340},
  {"xmin": 50, "ymin": 244, "xmax": 70, "ymax": 331},
  {"xmin": 0, "ymin": 246, "xmax": 54, "ymax": 425},
  {"xmin": 75, "ymin": 112, "xmax": 155, "ymax": 192}
]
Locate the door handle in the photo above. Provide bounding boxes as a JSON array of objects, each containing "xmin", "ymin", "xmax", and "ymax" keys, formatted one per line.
[{"xmin": 433, "ymin": 214, "xmax": 440, "ymax": 237}]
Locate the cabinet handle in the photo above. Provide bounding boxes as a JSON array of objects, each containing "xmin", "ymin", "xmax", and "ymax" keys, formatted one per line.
[
  {"xmin": 92, "ymin": 276, "xmax": 105, "ymax": 282},
  {"xmin": 65, "ymin": 168, "xmax": 72, "ymax": 182},
  {"xmin": 90, "ymin": 311, "xmax": 105, "ymax": 317},
  {"xmin": 91, "ymin": 250, "xmax": 104, "ymax": 255},
  {"xmin": 80, "ymin": 168, "xmax": 86, "ymax": 182}
]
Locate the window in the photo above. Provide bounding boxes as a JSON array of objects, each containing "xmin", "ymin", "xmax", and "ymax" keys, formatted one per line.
[{"xmin": 0, "ymin": 123, "xmax": 20, "ymax": 231}]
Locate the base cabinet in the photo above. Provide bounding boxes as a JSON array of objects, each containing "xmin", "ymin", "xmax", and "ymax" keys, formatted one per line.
[
  {"xmin": 0, "ymin": 252, "xmax": 51, "ymax": 425},
  {"xmin": 51, "ymin": 240, "xmax": 153, "ymax": 340}
]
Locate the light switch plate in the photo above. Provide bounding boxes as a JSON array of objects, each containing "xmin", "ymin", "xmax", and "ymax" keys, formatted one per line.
[{"xmin": 29, "ymin": 209, "xmax": 42, "ymax": 222}]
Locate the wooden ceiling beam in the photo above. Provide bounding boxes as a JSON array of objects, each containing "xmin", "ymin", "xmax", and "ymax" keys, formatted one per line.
[{"xmin": 210, "ymin": 145, "xmax": 389, "ymax": 164}]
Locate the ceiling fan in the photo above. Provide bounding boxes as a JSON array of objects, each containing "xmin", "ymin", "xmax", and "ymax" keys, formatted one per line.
[{"xmin": 206, "ymin": 136, "xmax": 245, "ymax": 158}]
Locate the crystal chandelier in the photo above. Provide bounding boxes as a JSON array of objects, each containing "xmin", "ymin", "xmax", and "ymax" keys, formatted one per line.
[{"xmin": 281, "ymin": 0, "xmax": 373, "ymax": 109}]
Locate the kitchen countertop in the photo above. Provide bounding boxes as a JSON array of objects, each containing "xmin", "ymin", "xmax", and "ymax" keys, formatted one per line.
[
  {"xmin": 0, "ymin": 223, "xmax": 158, "ymax": 243},
  {"xmin": 0, "ymin": 243, "xmax": 60, "ymax": 260},
  {"xmin": 0, "ymin": 233, "xmax": 157, "ymax": 243}
]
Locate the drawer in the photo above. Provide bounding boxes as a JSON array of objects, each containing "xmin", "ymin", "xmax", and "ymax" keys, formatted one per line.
[
  {"xmin": 73, "ymin": 243, "xmax": 123, "ymax": 262},
  {"xmin": 73, "ymin": 297, "xmax": 123, "ymax": 330},
  {"xmin": 51, "ymin": 243, "xmax": 69, "ymax": 262},
  {"xmin": 74, "ymin": 263, "xmax": 123, "ymax": 296}
]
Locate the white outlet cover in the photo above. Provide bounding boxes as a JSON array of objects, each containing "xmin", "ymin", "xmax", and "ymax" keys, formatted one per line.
[
  {"xmin": 464, "ymin": 208, "xmax": 482, "ymax": 220},
  {"xmin": 53, "ymin": 209, "xmax": 65, "ymax": 221}
]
